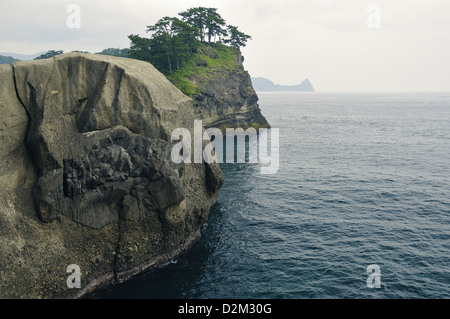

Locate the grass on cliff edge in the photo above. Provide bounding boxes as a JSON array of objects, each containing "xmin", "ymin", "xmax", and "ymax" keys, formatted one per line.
[{"xmin": 166, "ymin": 43, "xmax": 245, "ymax": 97}]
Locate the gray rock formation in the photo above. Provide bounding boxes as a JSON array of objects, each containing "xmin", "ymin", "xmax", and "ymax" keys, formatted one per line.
[
  {"xmin": 191, "ymin": 51, "xmax": 270, "ymax": 130},
  {"xmin": 0, "ymin": 53, "xmax": 223, "ymax": 298}
]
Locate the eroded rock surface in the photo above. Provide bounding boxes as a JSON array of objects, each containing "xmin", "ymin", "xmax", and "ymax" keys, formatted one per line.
[
  {"xmin": 0, "ymin": 53, "xmax": 223, "ymax": 298},
  {"xmin": 191, "ymin": 51, "xmax": 270, "ymax": 130}
]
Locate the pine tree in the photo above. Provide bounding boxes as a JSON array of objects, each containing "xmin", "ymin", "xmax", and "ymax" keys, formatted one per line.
[{"xmin": 224, "ymin": 25, "xmax": 252, "ymax": 50}]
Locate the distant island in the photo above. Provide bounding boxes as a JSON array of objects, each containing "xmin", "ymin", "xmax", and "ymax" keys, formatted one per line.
[{"xmin": 251, "ymin": 77, "xmax": 315, "ymax": 92}]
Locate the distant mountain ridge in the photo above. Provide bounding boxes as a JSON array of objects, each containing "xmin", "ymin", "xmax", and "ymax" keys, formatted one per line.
[
  {"xmin": 0, "ymin": 49, "xmax": 130, "ymax": 63},
  {"xmin": 251, "ymin": 77, "xmax": 315, "ymax": 92},
  {"xmin": 0, "ymin": 51, "xmax": 46, "ymax": 61},
  {"xmin": 0, "ymin": 55, "xmax": 21, "ymax": 64}
]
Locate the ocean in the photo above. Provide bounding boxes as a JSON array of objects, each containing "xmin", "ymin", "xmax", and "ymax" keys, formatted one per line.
[{"xmin": 91, "ymin": 92, "xmax": 450, "ymax": 299}]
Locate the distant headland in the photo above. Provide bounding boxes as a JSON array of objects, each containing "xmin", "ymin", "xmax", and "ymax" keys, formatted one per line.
[{"xmin": 251, "ymin": 77, "xmax": 315, "ymax": 92}]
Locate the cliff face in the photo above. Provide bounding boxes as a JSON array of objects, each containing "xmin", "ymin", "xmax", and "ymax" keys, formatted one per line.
[
  {"xmin": 168, "ymin": 45, "xmax": 270, "ymax": 130},
  {"xmin": 0, "ymin": 53, "xmax": 223, "ymax": 298}
]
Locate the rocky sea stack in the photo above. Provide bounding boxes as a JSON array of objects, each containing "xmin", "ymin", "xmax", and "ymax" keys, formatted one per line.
[
  {"xmin": 163, "ymin": 44, "xmax": 270, "ymax": 131},
  {"xmin": 0, "ymin": 53, "xmax": 224, "ymax": 298},
  {"xmin": 189, "ymin": 46, "xmax": 270, "ymax": 130}
]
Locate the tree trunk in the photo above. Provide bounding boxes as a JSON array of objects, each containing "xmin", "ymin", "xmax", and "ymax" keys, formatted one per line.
[{"xmin": 167, "ymin": 54, "xmax": 172, "ymax": 72}]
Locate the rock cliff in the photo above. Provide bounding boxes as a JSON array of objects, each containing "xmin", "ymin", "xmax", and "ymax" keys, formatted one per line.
[
  {"xmin": 0, "ymin": 53, "xmax": 223, "ymax": 298},
  {"xmin": 167, "ymin": 45, "xmax": 270, "ymax": 130}
]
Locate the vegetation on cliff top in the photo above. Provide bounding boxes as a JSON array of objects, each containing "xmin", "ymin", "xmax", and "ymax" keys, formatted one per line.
[
  {"xmin": 164, "ymin": 43, "xmax": 245, "ymax": 97},
  {"xmin": 127, "ymin": 7, "xmax": 251, "ymax": 96}
]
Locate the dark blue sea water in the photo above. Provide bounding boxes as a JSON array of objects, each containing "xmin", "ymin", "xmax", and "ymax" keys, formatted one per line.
[{"xmin": 93, "ymin": 92, "xmax": 450, "ymax": 299}]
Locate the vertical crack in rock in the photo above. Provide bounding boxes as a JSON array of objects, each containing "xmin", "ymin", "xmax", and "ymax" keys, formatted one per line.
[
  {"xmin": 76, "ymin": 62, "xmax": 111, "ymax": 133},
  {"xmin": 11, "ymin": 65, "xmax": 35, "ymax": 170},
  {"xmin": 2, "ymin": 53, "xmax": 224, "ymax": 298},
  {"xmin": 191, "ymin": 49, "xmax": 270, "ymax": 131}
]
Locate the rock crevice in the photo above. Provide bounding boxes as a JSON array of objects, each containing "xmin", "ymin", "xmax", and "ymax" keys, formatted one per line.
[
  {"xmin": 0, "ymin": 53, "xmax": 223, "ymax": 298},
  {"xmin": 192, "ymin": 52, "xmax": 270, "ymax": 130}
]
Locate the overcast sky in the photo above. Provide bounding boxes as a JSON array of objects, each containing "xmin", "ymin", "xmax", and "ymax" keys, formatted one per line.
[{"xmin": 1, "ymin": 0, "xmax": 449, "ymax": 92}]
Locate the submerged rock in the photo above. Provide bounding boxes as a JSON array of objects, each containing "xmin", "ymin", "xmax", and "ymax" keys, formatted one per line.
[{"xmin": 0, "ymin": 53, "xmax": 223, "ymax": 298}]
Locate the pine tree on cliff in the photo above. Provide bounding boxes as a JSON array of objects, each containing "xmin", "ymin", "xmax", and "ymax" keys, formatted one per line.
[
  {"xmin": 128, "ymin": 7, "xmax": 251, "ymax": 75},
  {"xmin": 179, "ymin": 7, "xmax": 208, "ymax": 42},
  {"xmin": 129, "ymin": 16, "xmax": 197, "ymax": 73},
  {"xmin": 204, "ymin": 8, "xmax": 227, "ymax": 43},
  {"xmin": 223, "ymin": 25, "xmax": 252, "ymax": 50},
  {"xmin": 179, "ymin": 7, "xmax": 227, "ymax": 43}
]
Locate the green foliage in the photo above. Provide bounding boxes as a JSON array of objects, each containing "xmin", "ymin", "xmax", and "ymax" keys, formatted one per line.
[
  {"xmin": 166, "ymin": 71, "xmax": 199, "ymax": 97},
  {"xmin": 204, "ymin": 8, "xmax": 227, "ymax": 43},
  {"xmin": 179, "ymin": 7, "xmax": 227, "ymax": 43},
  {"xmin": 34, "ymin": 50, "xmax": 64, "ymax": 60},
  {"xmin": 128, "ymin": 34, "xmax": 153, "ymax": 62},
  {"xmin": 129, "ymin": 16, "xmax": 200, "ymax": 73},
  {"xmin": 224, "ymin": 25, "xmax": 252, "ymax": 50},
  {"xmin": 95, "ymin": 48, "xmax": 129, "ymax": 57},
  {"xmin": 165, "ymin": 43, "xmax": 242, "ymax": 97},
  {"xmin": 128, "ymin": 7, "xmax": 251, "ymax": 78},
  {"xmin": 0, "ymin": 55, "xmax": 20, "ymax": 64},
  {"xmin": 179, "ymin": 7, "xmax": 208, "ymax": 42}
]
